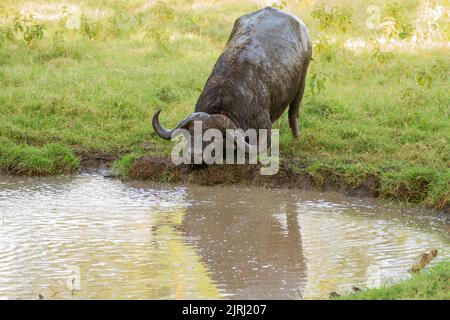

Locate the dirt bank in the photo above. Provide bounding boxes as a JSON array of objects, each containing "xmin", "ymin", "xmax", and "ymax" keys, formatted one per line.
[
  {"xmin": 79, "ymin": 153, "xmax": 120, "ymax": 173},
  {"xmin": 1, "ymin": 150, "xmax": 443, "ymax": 214},
  {"xmin": 127, "ymin": 155, "xmax": 381, "ymax": 198}
]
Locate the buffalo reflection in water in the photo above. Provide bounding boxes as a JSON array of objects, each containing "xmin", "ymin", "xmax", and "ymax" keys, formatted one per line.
[{"xmin": 180, "ymin": 187, "xmax": 307, "ymax": 299}]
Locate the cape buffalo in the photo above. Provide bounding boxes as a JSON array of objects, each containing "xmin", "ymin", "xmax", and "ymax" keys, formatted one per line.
[{"xmin": 153, "ymin": 7, "xmax": 312, "ymax": 150}]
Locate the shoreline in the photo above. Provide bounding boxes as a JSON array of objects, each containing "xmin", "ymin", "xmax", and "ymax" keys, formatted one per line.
[
  {"xmin": 106, "ymin": 154, "xmax": 450, "ymax": 214},
  {"xmin": 1, "ymin": 153, "xmax": 448, "ymax": 215},
  {"xmin": 337, "ymin": 260, "xmax": 450, "ymax": 300}
]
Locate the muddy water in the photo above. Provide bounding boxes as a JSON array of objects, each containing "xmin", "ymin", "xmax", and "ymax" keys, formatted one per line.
[{"xmin": 0, "ymin": 173, "xmax": 448, "ymax": 300}]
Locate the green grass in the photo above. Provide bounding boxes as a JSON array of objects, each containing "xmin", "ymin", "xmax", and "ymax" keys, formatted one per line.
[
  {"xmin": 339, "ymin": 261, "xmax": 450, "ymax": 300},
  {"xmin": 0, "ymin": 0, "xmax": 448, "ymax": 208},
  {"xmin": 111, "ymin": 151, "xmax": 144, "ymax": 178},
  {"xmin": 0, "ymin": 137, "xmax": 79, "ymax": 175}
]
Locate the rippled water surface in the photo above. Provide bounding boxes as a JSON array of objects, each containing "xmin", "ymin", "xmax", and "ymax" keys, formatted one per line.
[{"xmin": 0, "ymin": 173, "xmax": 449, "ymax": 299}]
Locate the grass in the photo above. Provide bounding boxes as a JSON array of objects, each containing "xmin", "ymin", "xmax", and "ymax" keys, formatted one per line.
[
  {"xmin": 338, "ymin": 261, "xmax": 450, "ymax": 300},
  {"xmin": 0, "ymin": 137, "xmax": 79, "ymax": 175},
  {"xmin": 0, "ymin": 0, "xmax": 448, "ymax": 209},
  {"xmin": 111, "ymin": 151, "xmax": 144, "ymax": 177}
]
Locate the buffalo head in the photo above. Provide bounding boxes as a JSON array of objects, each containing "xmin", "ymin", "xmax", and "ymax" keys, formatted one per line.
[{"xmin": 152, "ymin": 110, "xmax": 259, "ymax": 160}]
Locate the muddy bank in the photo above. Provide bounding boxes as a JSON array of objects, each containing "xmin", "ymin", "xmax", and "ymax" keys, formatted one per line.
[
  {"xmin": 80, "ymin": 153, "xmax": 119, "ymax": 173},
  {"xmin": 127, "ymin": 155, "xmax": 380, "ymax": 198},
  {"xmin": 123, "ymin": 155, "xmax": 450, "ymax": 215}
]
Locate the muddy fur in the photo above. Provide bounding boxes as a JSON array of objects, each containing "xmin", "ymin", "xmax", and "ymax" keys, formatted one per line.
[
  {"xmin": 196, "ymin": 7, "xmax": 312, "ymax": 132},
  {"xmin": 153, "ymin": 7, "xmax": 312, "ymax": 142}
]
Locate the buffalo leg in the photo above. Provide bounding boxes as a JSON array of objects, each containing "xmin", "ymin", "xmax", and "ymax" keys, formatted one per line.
[{"xmin": 288, "ymin": 80, "xmax": 306, "ymax": 139}]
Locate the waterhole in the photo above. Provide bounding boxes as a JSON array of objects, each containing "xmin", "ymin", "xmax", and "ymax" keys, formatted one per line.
[{"xmin": 0, "ymin": 173, "xmax": 448, "ymax": 299}]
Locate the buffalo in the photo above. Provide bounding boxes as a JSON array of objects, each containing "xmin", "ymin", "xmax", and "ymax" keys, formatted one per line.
[{"xmin": 153, "ymin": 7, "xmax": 312, "ymax": 151}]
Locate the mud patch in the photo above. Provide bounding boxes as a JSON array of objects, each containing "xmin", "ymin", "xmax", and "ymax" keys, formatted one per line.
[
  {"xmin": 130, "ymin": 156, "xmax": 182, "ymax": 181},
  {"xmin": 126, "ymin": 155, "xmax": 379, "ymax": 198},
  {"xmin": 80, "ymin": 153, "xmax": 119, "ymax": 174}
]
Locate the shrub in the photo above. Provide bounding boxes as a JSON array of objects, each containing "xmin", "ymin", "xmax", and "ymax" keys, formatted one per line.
[{"xmin": 312, "ymin": 5, "xmax": 353, "ymax": 33}]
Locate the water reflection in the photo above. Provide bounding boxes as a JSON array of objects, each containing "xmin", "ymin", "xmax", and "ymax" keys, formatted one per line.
[
  {"xmin": 180, "ymin": 187, "xmax": 450, "ymax": 299},
  {"xmin": 0, "ymin": 174, "xmax": 448, "ymax": 300},
  {"xmin": 181, "ymin": 188, "xmax": 306, "ymax": 299}
]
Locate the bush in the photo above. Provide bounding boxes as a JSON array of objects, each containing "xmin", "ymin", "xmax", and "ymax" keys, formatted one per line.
[{"xmin": 311, "ymin": 5, "xmax": 353, "ymax": 33}]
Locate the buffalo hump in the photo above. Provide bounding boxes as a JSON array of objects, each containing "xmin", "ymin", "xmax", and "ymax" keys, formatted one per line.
[
  {"xmin": 195, "ymin": 7, "xmax": 312, "ymax": 132},
  {"xmin": 153, "ymin": 7, "xmax": 312, "ymax": 145}
]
